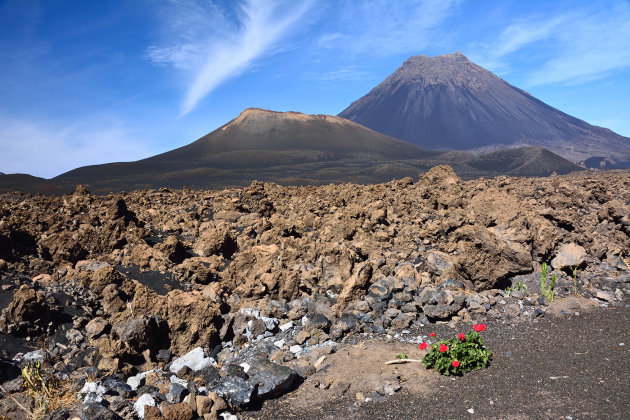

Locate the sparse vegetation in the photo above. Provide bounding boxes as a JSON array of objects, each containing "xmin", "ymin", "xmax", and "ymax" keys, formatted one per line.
[
  {"xmin": 506, "ymin": 281, "xmax": 528, "ymax": 296},
  {"xmin": 21, "ymin": 360, "xmax": 75, "ymax": 416},
  {"xmin": 541, "ymin": 262, "xmax": 556, "ymax": 301}
]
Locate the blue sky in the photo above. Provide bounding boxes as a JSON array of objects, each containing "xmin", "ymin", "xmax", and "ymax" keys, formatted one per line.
[{"xmin": 1, "ymin": 0, "xmax": 629, "ymax": 178}]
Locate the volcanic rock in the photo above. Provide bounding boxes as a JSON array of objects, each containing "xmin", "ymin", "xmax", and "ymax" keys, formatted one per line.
[{"xmin": 551, "ymin": 243, "xmax": 587, "ymax": 269}]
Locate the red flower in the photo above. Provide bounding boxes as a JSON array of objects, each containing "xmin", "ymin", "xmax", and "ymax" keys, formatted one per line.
[
  {"xmin": 429, "ymin": 332, "xmax": 436, "ymax": 337},
  {"xmin": 458, "ymin": 333, "xmax": 466, "ymax": 341},
  {"xmin": 439, "ymin": 344, "xmax": 448, "ymax": 353},
  {"xmin": 451, "ymin": 360, "xmax": 460, "ymax": 367},
  {"xmin": 473, "ymin": 323, "xmax": 486, "ymax": 332},
  {"xmin": 419, "ymin": 342, "xmax": 428, "ymax": 350}
]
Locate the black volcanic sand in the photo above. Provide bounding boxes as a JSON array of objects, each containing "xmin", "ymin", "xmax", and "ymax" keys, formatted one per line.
[
  {"xmin": 116, "ymin": 264, "xmax": 185, "ymax": 295},
  {"xmin": 247, "ymin": 305, "xmax": 630, "ymax": 420}
]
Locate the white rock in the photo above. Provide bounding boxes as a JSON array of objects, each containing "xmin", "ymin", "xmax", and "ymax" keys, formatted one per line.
[
  {"xmin": 83, "ymin": 393, "xmax": 103, "ymax": 404},
  {"xmin": 126, "ymin": 370, "xmax": 156, "ymax": 390},
  {"xmin": 220, "ymin": 413, "xmax": 238, "ymax": 420},
  {"xmin": 261, "ymin": 316, "xmax": 279, "ymax": 331},
  {"xmin": 240, "ymin": 308, "xmax": 260, "ymax": 318},
  {"xmin": 274, "ymin": 339, "xmax": 286, "ymax": 348},
  {"xmin": 169, "ymin": 347, "xmax": 214, "ymax": 373},
  {"xmin": 289, "ymin": 345, "xmax": 302, "ymax": 354},
  {"xmin": 467, "ymin": 408, "xmax": 475, "ymax": 414},
  {"xmin": 279, "ymin": 321, "xmax": 294, "ymax": 332},
  {"xmin": 79, "ymin": 381, "xmax": 106, "ymax": 399},
  {"xmin": 239, "ymin": 362, "xmax": 251, "ymax": 373},
  {"xmin": 134, "ymin": 393, "xmax": 156, "ymax": 419},
  {"xmin": 170, "ymin": 375, "xmax": 188, "ymax": 386}
]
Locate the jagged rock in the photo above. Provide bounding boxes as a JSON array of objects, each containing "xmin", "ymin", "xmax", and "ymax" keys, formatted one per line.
[
  {"xmin": 85, "ymin": 317, "xmax": 110, "ymax": 337},
  {"xmin": 213, "ymin": 376, "xmax": 255, "ymax": 407},
  {"xmin": 111, "ymin": 316, "xmax": 165, "ymax": 353},
  {"xmin": 0, "ymin": 285, "xmax": 51, "ymax": 336},
  {"xmin": 193, "ymin": 228, "xmax": 237, "ymax": 259},
  {"xmin": 72, "ymin": 403, "xmax": 123, "ymax": 420},
  {"xmin": 167, "ymin": 382, "xmax": 189, "ymax": 404},
  {"xmin": 134, "ymin": 393, "xmax": 156, "ymax": 418},
  {"xmin": 200, "ymin": 365, "xmax": 221, "ymax": 389},
  {"xmin": 169, "ymin": 347, "xmax": 214, "ymax": 373},
  {"xmin": 247, "ymin": 359, "xmax": 298, "ymax": 399},
  {"xmin": 419, "ymin": 287, "xmax": 466, "ymax": 319},
  {"xmin": 303, "ymin": 313, "xmax": 331, "ymax": 333},
  {"xmin": 551, "ymin": 243, "xmax": 587, "ymax": 269}
]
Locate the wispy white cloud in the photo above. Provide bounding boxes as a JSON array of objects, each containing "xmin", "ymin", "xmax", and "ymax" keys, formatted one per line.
[
  {"xmin": 316, "ymin": 0, "xmax": 460, "ymax": 56},
  {"xmin": 471, "ymin": 1, "xmax": 630, "ymax": 86},
  {"xmin": 0, "ymin": 116, "xmax": 155, "ymax": 178},
  {"xmin": 147, "ymin": 0, "xmax": 313, "ymax": 116},
  {"xmin": 304, "ymin": 66, "xmax": 372, "ymax": 82}
]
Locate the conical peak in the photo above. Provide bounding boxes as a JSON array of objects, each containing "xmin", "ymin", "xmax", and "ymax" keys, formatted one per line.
[{"xmin": 391, "ymin": 52, "xmax": 497, "ymax": 88}]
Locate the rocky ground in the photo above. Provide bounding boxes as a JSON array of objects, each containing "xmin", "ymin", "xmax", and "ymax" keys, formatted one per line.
[{"xmin": 0, "ymin": 166, "xmax": 628, "ymax": 419}]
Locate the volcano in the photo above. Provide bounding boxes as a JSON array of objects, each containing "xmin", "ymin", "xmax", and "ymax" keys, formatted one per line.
[
  {"xmin": 2, "ymin": 108, "xmax": 582, "ymax": 194},
  {"xmin": 339, "ymin": 52, "xmax": 630, "ymax": 165}
]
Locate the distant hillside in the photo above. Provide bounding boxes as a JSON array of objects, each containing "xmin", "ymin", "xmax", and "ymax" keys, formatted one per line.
[
  {"xmin": 339, "ymin": 53, "xmax": 630, "ymax": 165},
  {"xmin": 1, "ymin": 109, "xmax": 583, "ymax": 195}
]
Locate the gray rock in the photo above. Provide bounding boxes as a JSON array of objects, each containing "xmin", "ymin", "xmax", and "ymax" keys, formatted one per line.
[
  {"xmin": 385, "ymin": 308, "xmax": 401, "ymax": 319},
  {"xmin": 247, "ymin": 359, "xmax": 298, "ymax": 399},
  {"xmin": 332, "ymin": 380, "xmax": 351, "ymax": 396},
  {"xmin": 367, "ymin": 278, "xmax": 393, "ymax": 301},
  {"xmin": 102, "ymin": 377, "xmax": 132, "ymax": 398},
  {"xmin": 21, "ymin": 349, "xmax": 47, "ymax": 364},
  {"xmin": 303, "ymin": 313, "xmax": 331, "ymax": 332},
  {"xmin": 2, "ymin": 377, "xmax": 23, "ymax": 392},
  {"xmin": 166, "ymin": 382, "xmax": 188, "ymax": 404},
  {"xmin": 223, "ymin": 363, "xmax": 249, "ymax": 380},
  {"xmin": 441, "ymin": 278, "xmax": 465, "ymax": 291},
  {"xmin": 200, "ymin": 365, "xmax": 221, "ymax": 388},
  {"xmin": 67, "ymin": 328, "xmax": 85, "ymax": 344},
  {"xmin": 85, "ymin": 318, "xmax": 109, "ymax": 337},
  {"xmin": 214, "ymin": 375, "xmax": 255, "ymax": 407},
  {"xmin": 419, "ymin": 286, "xmax": 465, "ymax": 319},
  {"xmin": 247, "ymin": 319, "xmax": 267, "ymax": 338},
  {"xmin": 157, "ymin": 349, "xmax": 172, "ymax": 362},
  {"xmin": 426, "ymin": 250, "xmax": 455, "ymax": 275},
  {"xmin": 390, "ymin": 313, "xmax": 415, "ymax": 330},
  {"xmin": 111, "ymin": 317, "xmax": 158, "ymax": 352},
  {"xmin": 595, "ymin": 290, "xmax": 615, "ymax": 302}
]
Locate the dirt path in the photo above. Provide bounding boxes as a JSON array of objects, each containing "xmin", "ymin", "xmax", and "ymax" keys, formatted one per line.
[{"xmin": 247, "ymin": 303, "xmax": 630, "ymax": 419}]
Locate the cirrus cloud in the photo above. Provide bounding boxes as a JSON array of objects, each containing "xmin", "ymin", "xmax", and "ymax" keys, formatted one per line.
[{"xmin": 146, "ymin": 0, "xmax": 313, "ymax": 116}]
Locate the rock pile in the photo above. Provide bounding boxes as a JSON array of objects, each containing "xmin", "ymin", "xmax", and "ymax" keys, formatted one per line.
[{"xmin": 0, "ymin": 167, "xmax": 629, "ymax": 418}]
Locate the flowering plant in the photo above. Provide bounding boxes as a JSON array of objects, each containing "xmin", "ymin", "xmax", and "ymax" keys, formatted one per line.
[{"xmin": 420, "ymin": 324, "xmax": 492, "ymax": 376}]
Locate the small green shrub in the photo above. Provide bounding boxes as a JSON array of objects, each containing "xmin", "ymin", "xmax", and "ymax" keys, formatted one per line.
[
  {"xmin": 541, "ymin": 262, "xmax": 556, "ymax": 301},
  {"xmin": 506, "ymin": 281, "xmax": 528, "ymax": 296},
  {"xmin": 421, "ymin": 324, "xmax": 492, "ymax": 376}
]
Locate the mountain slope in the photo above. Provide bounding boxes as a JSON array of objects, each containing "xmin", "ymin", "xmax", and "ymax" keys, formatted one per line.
[
  {"xmin": 339, "ymin": 52, "xmax": 630, "ymax": 163},
  {"xmin": 51, "ymin": 109, "xmax": 439, "ymax": 192},
  {"xmin": 1, "ymin": 109, "xmax": 583, "ymax": 195}
]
